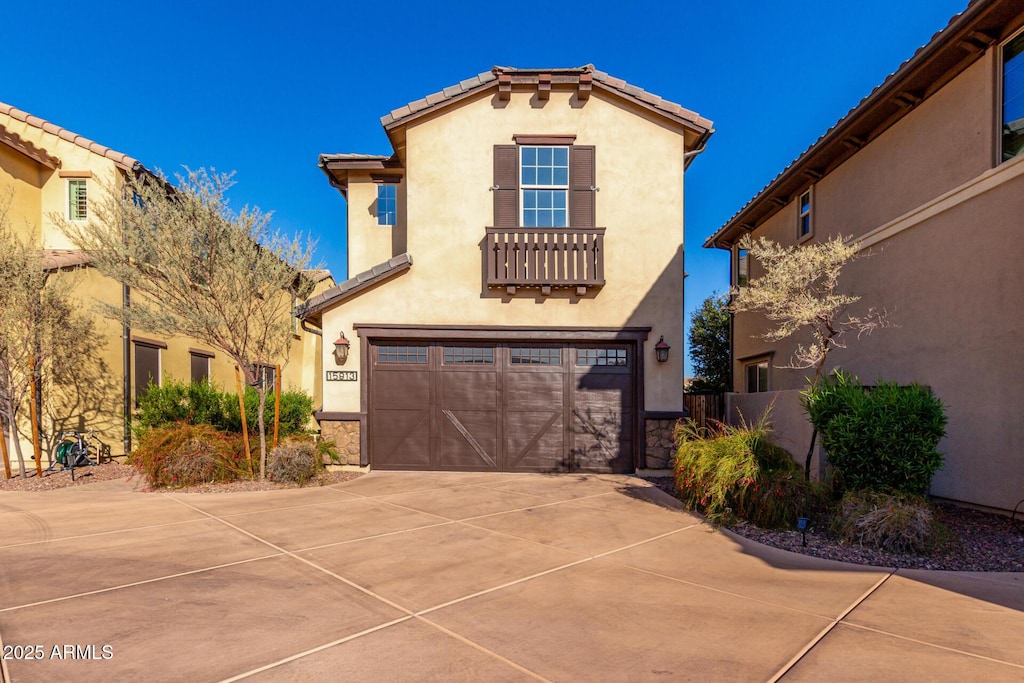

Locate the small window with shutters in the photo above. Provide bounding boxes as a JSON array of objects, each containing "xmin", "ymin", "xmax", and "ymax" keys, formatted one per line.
[{"xmin": 493, "ymin": 139, "xmax": 595, "ymax": 229}]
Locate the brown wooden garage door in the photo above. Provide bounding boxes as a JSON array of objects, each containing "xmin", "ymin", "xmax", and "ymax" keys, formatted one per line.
[{"xmin": 368, "ymin": 342, "xmax": 635, "ymax": 473}]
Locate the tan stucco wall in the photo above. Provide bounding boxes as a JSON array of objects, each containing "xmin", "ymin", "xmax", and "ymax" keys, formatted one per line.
[
  {"xmin": 322, "ymin": 88, "xmax": 690, "ymax": 415},
  {"xmin": 346, "ymin": 174, "xmax": 403, "ymax": 275},
  {"xmin": 728, "ymin": 54, "xmax": 1024, "ymax": 510}
]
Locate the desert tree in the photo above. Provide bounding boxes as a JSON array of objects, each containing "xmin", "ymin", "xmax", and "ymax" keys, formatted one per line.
[
  {"xmin": 0, "ymin": 193, "xmax": 95, "ymax": 478},
  {"xmin": 729, "ymin": 234, "xmax": 889, "ymax": 385},
  {"xmin": 57, "ymin": 168, "xmax": 316, "ymax": 479},
  {"xmin": 688, "ymin": 292, "xmax": 731, "ymax": 393}
]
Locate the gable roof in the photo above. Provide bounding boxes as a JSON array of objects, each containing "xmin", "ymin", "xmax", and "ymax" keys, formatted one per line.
[
  {"xmin": 0, "ymin": 100, "xmax": 143, "ymax": 173},
  {"xmin": 704, "ymin": 0, "xmax": 1021, "ymax": 249},
  {"xmin": 297, "ymin": 253, "xmax": 412, "ymax": 324},
  {"xmin": 380, "ymin": 65, "xmax": 713, "ymax": 135}
]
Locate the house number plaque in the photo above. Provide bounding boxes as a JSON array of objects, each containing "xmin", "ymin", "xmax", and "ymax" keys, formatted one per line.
[{"xmin": 326, "ymin": 371, "xmax": 357, "ymax": 381}]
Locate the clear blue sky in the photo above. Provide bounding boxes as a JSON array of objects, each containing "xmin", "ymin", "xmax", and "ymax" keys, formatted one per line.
[{"xmin": 2, "ymin": 0, "xmax": 966, "ymax": 376}]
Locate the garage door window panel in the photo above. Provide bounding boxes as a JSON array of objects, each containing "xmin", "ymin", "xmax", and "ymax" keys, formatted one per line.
[{"xmin": 377, "ymin": 345, "xmax": 428, "ymax": 364}]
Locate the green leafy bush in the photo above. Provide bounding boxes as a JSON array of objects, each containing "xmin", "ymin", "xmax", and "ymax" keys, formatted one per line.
[
  {"xmin": 136, "ymin": 378, "xmax": 314, "ymax": 438},
  {"xmin": 803, "ymin": 371, "xmax": 947, "ymax": 495},
  {"xmin": 130, "ymin": 422, "xmax": 248, "ymax": 488},
  {"xmin": 673, "ymin": 413, "xmax": 825, "ymax": 528},
  {"xmin": 831, "ymin": 490, "xmax": 940, "ymax": 554},
  {"xmin": 267, "ymin": 439, "xmax": 322, "ymax": 486},
  {"xmin": 222, "ymin": 386, "xmax": 313, "ymax": 437}
]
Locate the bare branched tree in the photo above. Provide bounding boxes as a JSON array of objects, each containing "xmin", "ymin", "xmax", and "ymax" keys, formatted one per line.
[
  {"xmin": 57, "ymin": 168, "xmax": 316, "ymax": 479},
  {"xmin": 0, "ymin": 192, "xmax": 94, "ymax": 477},
  {"xmin": 730, "ymin": 234, "xmax": 891, "ymax": 384}
]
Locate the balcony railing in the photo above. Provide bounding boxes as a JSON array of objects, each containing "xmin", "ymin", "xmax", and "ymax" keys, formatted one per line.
[{"xmin": 485, "ymin": 227, "xmax": 606, "ymax": 295}]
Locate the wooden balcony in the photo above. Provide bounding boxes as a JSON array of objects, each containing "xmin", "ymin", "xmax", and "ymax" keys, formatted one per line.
[{"xmin": 485, "ymin": 227, "xmax": 606, "ymax": 295}]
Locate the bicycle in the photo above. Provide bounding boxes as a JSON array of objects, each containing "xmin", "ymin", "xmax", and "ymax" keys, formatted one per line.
[{"xmin": 49, "ymin": 430, "xmax": 104, "ymax": 481}]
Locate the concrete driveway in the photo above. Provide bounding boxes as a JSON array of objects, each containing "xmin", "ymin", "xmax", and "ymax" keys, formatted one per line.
[{"xmin": 1, "ymin": 472, "xmax": 1022, "ymax": 682}]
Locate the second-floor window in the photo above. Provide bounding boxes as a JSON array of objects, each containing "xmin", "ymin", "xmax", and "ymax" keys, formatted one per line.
[
  {"xmin": 492, "ymin": 140, "xmax": 595, "ymax": 229},
  {"xmin": 68, "ymin": 179, "xmax": 88, "ymax": 221},
  {"xmin": 1003, "ymin": 28, "xmax": 1024, "ymax": 162},
  {"xmin": 736, "ymin": 247, "xmax": 749, "ymax": 288},
  {"xmin": 520, "ymin": 146, "xmax": 569, "ymax": 227},
  {"xmin": 376, "ymin": 184, "xmax": 396, "ymax": 225},
  {"xmin": 798, "ymin": 189, "xmax": 812, "ymax": 239}
]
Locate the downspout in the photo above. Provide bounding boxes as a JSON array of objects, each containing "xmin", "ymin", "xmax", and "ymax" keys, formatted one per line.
[
  {"xmin": 123, "ymin": 284, "xmax": 131, "ymax": 456},
  {"xmin": 683, "ymin": 128, "xmax": 713, "ymax": 169}
]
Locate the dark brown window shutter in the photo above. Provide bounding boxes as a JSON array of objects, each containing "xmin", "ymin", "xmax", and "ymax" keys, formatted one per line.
[
  {"xmin": 570, "ymin": 145, "xmax": 596, "ymax": 228},
  {"xmin": 493, "ymin": 145, "xmax": 518, "ymax": 228}
]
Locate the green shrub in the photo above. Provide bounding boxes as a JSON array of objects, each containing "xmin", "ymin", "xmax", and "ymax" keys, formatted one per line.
[
  {"xmin": 803, "ymin": 371, "xmax": 947, "ymax": 495},
  {"xmin": 136, "ymin": 378, "xmax": 314, "ymax": 438},
  {"xmin": 831, "ymin": 490, "xmax": 939, "ymax": 554},
  {"xmin": 673, "ymin": 412, "xmax": 825, "ymax": 528},
  {"xmin": 130, "ymin": 422, "xmax": 248, "ymax": 488},
  {"xmin": 221, "ymin": 386, "xmax": 314, "ymax": 437},
  {"xmin": 267, "ymin": 439, "xmax": 322, "ymax": 486}
]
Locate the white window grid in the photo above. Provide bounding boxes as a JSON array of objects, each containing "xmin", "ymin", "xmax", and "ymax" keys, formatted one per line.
[{"xmin": 520, "ymin": 146, "xmax": 569, "ymax": 227}]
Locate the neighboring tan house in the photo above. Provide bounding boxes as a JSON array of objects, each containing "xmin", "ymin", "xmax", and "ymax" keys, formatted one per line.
[
  {"xmin": 301, "ymin": 65, "xmax": 713, "ymax": 473},
  {"xmin": 0, "ymin": 101, "xmax": 329, "ymax": 461},
  {"xmin": 704, "ymin": 0, "xmax": 1024, "ymax": 512}
]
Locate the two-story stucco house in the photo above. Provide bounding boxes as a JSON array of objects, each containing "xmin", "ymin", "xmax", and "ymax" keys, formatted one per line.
[
  {"xmin": 0, "ymin": 101, "xmax": 329, "ymax": 463},
  {"xmin": 301, "ymin": 65, "xmax": 713, "ymax": 473},
  {"xmin": 704, "ymin": 0, "xmax": 1023, "ymax": 512}
]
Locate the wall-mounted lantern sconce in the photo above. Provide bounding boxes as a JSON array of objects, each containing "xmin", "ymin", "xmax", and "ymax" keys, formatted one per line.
[
  {"xmin": 654, "ymin": 336, "xmax": 670, "ymax": 363},
  {"xmin": 333, "ymin": 332, "xmax": 351, "ymax": 366}
]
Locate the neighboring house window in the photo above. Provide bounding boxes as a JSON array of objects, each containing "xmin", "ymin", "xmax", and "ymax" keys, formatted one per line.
[
  {"xmin": 744, "ymin": 359, "xmax": 769, "ymax": 393},
  {"xmin": 133, "ymin": 341, "xmax": 162, "ymax": 406},
  {"xmin": 1003, "ymin": 29, "xmax": 1024, "ymax": 162},
  {"xmin": 798, "ymin": 189, "xmax": 813, "ymax": 239},
  {"xmin": 190, "ymin": 350, "xmax": 213, "ymax": 384},
  {"xmin": 67, "ymin": 179, "xmax": 88, "ymax": 221},
  {"xmin": 492, "ymin": 142, "xmax": 595, "ymax": 229},
  {"xmin": 520, "ymin": 146, "xmax": 569, "ymax": 227},
  {"xmin": 736, "ymin": 247, "xmax": 749, "ymax": 288},
  {"xmin": 377, "ymin": 184, "xmax": 397, "ymax": 225}
]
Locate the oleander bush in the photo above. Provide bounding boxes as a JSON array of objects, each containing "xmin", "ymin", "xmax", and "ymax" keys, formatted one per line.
[
  {"xmin": 803, "ymin": 371, "xmax": 947, "ymax": 495},
  {"xmin": 673, "ymin": 411, "xmax": 826, "ymax": 528},
  {"xmin": 130, "ymin": 422, "xmax": 247, "ymax": 488},
  {"xmin": 831, "ymin": 490, "xmax": 942, "ymax": 554}
]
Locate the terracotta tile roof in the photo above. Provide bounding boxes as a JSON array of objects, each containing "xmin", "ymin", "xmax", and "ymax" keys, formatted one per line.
[
  {"xmin": 301, "ymin": 268, "xmax": 333, "ymax": 284},
  {"xmin": 704, "ymin": 0, "xmax": 1006, "ymax": 248},
  {"xmin": 0, "ymin": 124, "xmax": 61, "ymax": 168},
  {"xmin": 297, "ymin": 253, "xmax": 412, "ymax": 322},
  {"xmin": 380, "ymin": 65, "xmax": 713, "ymax": 133},
  {"xmin": 0, "ymin": 100, "xmax": 142, "ymax": 173},
  {"xmin": 40, "ymin": 249, "xmax": 92, "ymax": 271}
]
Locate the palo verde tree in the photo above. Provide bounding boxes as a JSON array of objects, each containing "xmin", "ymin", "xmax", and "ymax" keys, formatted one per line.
[
  {"xmin": 729, "ymin": 234, "xmax": 889, "ymax": 385},
  {"xmin": 58, "ymin": 168, "xmax": 316, "ymax": 480},
  {"xmin": 0, "ymin": 194, "xmax": 94, "ymax": 478},
  {"xmin": 730, "ymin": 234, "xmax": 891, "ymax": 480},
  {"xmin": 688, "ymin": 292, "xmax": 731, "ymax": 393}
]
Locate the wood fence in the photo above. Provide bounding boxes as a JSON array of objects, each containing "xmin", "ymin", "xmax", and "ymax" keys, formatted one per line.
[{"xmin": 683, "ymin": 392, "xmax": 725, "ymax": 430}]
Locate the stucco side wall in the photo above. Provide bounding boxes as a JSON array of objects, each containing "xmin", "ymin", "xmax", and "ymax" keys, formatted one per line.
[
  {"xmin": 0, "ymin": 145, "xmax": 44, "ymax": 239},
  {"xmin": 732, "ymin": 165, "xmax": 1024, "ymax": 511},
  {"xmin": 324, "ymin": 89, "xmax": 687, "ymax": 415},
  {"xmin": 346, "ymin": 173, "xmax": 403, "ymax": 275}
]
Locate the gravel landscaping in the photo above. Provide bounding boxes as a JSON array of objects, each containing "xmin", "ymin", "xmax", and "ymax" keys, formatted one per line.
[
  {"xmin": 0, "ymin": 460, "xmax": 363, "ymax": 493},
  {"xmin": 649, "ymin": 477, "xmax": 1024, "ymax": 572}
]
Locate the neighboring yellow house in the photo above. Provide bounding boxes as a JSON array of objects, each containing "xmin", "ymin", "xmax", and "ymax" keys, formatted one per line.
[
  {"xmin": 301, "ymin": 65, "xmax": 713, "ymax": 473},
  {"xmin": 705, "ymin": 0, "xmax": 1024, "ymax": 512},
  {"xmin": 0, "ymin": 101, "xmax": 330, "ymax": 463}
]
